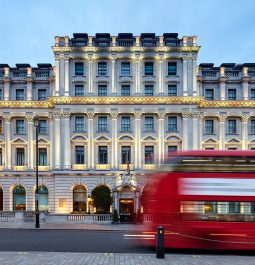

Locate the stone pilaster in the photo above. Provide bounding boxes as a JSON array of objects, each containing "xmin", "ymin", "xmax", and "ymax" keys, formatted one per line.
[
  {"xmin": 54, "ymin": 112, "xmax": 62, "ymax": 169},
  {"xmin": 192, "ymin": 112, "xmax": 199, "ymax": 149},
  {"xmin": 64, "ymin": 55, "xmax": 70, "ymax": 96},
  {"xmin": 63, "ymin": 112, "xmax": 71, "ymax": 169},
  {"xmin": 182, "ymin": 55, "xmax": 188, "ymax": 96},
  {"xmin": 199, "ymin": 113, "xmax": 205, "ymax": 149},
  {"xmin": 158, "ymin": 54, "xmax": 164, "ymax": 95},
  {"xmin": 219, "ymin": 113, "xmax": 227, "ymax": 150},
  {"xmin": 88, "ymin": 54, "xmax": 94, "ymax": 94},
  {"xmin": 55, "ymin": 55, "xmax": 60, "ymax": 96},
  {"xmin": 135, "ymin": 54, "xmax": 141, "ymax": 94},
  {"xmin": 87, "ymin": 111, "xmax": 95, "ymax": 169},
  {"xmin": 3, "ymin": 114, "xmax": 11, "ymax": 170},
  {"xmin": 192, "ymin": 55, "xmax": 197, "ymax": 96},
  {"xmin": 158, "ymin": 110, "xmax": 166, "ymax": 164},
  {"xmin": 182, "ymin": 112, "xmax": 190, "ymax": 150},
  {"xmin": 111, "ymin": 111, "xmax": 118, "ymax": 168},
  {"xmin": 134, "ymin": 111, "xmax": 142, "ymax": 168},
  {"xmin": 241, "ymin": 113, "xmax": 250, "ymax": 150},
  {"xmin": 25, "ymin": 114, "xmax": 34, "ymax": 170},
  {"xmin": 111, "ymin": 54, "xmax": 117, "ymax": 94},
  {"xmin": 48, "ymin": 112, "xmax": 54, "ymax": 169}
]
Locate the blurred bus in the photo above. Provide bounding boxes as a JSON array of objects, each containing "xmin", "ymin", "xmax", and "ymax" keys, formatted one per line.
[{"xmin": 143, "ymin": 150, "xmax": 255, "ymax": 250}]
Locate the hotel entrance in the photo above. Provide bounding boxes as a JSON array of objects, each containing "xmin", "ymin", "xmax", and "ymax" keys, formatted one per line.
[{"xmin": 119, "ymin": 199, "xmax": 134, "ymax": 223}]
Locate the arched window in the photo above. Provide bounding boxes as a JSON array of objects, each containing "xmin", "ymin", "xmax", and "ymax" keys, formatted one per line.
[
  {"xmin": 13, "ymin": 186, "xmax": 26, "ymax": 210},
  {"xmin": 73, "ymin": 185, "xmax": 86, "ymax": 212},
  {"xmin": 0, "ymin": 187, "xmax": 3, "ymax": 211},
  {"xmin": 38, "ymin": 186, "xmax": 48, "ymax": 211}
]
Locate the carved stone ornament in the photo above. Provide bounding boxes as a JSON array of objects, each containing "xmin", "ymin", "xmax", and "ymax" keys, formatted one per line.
[
  {"xmin": 53, "ymin": 112, "xmax": 62, "ymax": 118},
  {"xmin": 2, "ymin": 114, "xmax": 11, "ymax": 122},
  {"xmin": 242, "ymin": 113, "xmax": 250, "ymax": 122},
  {"xmin": 62, "ymin": 112, "xmax": 71, "ymax": 118},
  {"xmin": 158, "ymin": 111, "xmax": 166, "ymax": 119},
  {"xmin": 87, "ymin": 54, "xmax": 94, "ymax": 62},
  {"xmin": 134, "ymin": 111, "xmax": 142, "ymax": 119},
  {"xmin": 191, "ymin": 112, "xmax": 199, "ymax": 118},
  {"xmin": 48, "ymin": 112, "xmax": 54, "ymax": 122},
  {"xmin": 110, "ymin": 112, "xmax": 118, "ymax": 119},
  {"xmin": 199, "ymin": 113, "xmax": 205, "ymax": 122},
  {"xmin": 158, "ymin": 53, "xmax": 164, "ymax": 62},
  {"xmin": 64, "ymin": 54, "xmax": 70, "ymax": 61},
  {"xmin": 87, "ymin": 112, "xmax": 95, "ymax": 119},
  {"xmin": 25, "ymin": 115, "xmax": 34, "ymax": 123},
  {"xmin": 182, "ymin": 112, "xmax": 190, "ymax": 118},
  {"xmin": 219, "ymin": 113, "xmax": 228, "ymax": 122},
  {"xmin": 135, "ymin": 54, "xmax": 140, "ymax": 62}
]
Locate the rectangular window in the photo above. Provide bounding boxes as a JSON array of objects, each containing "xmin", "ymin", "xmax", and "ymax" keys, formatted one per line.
[
  {"xmin": 39, "ymin": 120, "xmax": 47, "ymax": 135},
  {"xmin": 168, "ymin": 85, "xmax": 177, "ymax": 96},
  {"xmin": 121, "ymin": 85, "xmax": 130, "ymax": 96},
  {"xmin": 75, "ymin": 146, "xmax": 84, "ymax": 164},
  {"xmin": 98, "ymin": 62, "xmax": 107, "ymax": 76},
  {"xmin": 145, "ymin": 116, "xmax": 154, "ymax": 131},
  {"xmin": 75, "ymin": 85, "xmax": 84, "ymax": 96},
  {"xmin": 98, "ymin": 85, "xmax": 107, "ymax": 96},
  {"xmin": 251, "ymin": 120, "xmax": 255, "ymax": 134},
  {"xmin": 75, "ymin": 116, "xmax": 85, "ymax": 131},
  {"xmin": 168, "ymin": 146, "xmax": 177, "ymax": 155},
  {"xmin": 228, "ymin": 120, "xmax": 236, "ymax": 134},
  {"xmin": 0, "ymin": 89, "xmax": 3, "ymax": 100},
  {"xmin": 16, "ymin": 89, "xmax": 25, "ymax": 100},
  {"xmin": 121, "ymin": 116, "xmax": 131, "ymax": 131},
  {"xmin": 168, "ymin": 117, "xmax": 177, "ymax": 132},
  {"xmin": 229, "ymin": 202, "xmax": 240, "ymax": 214},
  {"xmin": 250, "ymin": 89, "xmax": 255, "ymax": 100},
  {"xmin": 99, "ymin": 146, "xmax": 108, "ymax": 164},
  {"xmin": 98, "ymin": 116, "xmax": 107, "ymax": 132},
  {"xmin": 205, "ymin": 89, "xmax": 214, "ymax": 100},
  {"xmin": 228, "ymin": 89, "xmax": 236, "ymax": 100},
  {"xmin": 204, "ymin": 120, "xmax": 214, "ymax": 134},
  {"xmin": 38, "ymin": 89, "xmax": 47, "ymax": 100},
  {"xmin": 39, "ymin": 148, "xmax": 47, "ymax": 166},
  {"xmin": 144, "ymin": 85, "xmax": 154, "ymax": 96},
  {"xmin": 145, "ymin": 146, "xmax": 154, "ymax": 164},
  {"xmin": 121, "ymin": 62, "xmax": 130, "ymax": 76},
  {"xmin": 0, "ymin": 148, "xmax": 2, "ymax": 165},
  {"xmin": 121, "ymin": 146, "xmax": 131, "ymax": 164},
  {"xmin": 16, "ymin": 148, "xmax": 25, "ymax": 166},
  {"xmin": 168, "ymin": 62, "xmax": 177, "ymax": 76},
  {"xmin": 0, "ymin": 120, "xmax": 2, "ymax": 134},
  {"xmin": 75, "ymin": 62, "xmax": 84, "ymax": 76},
  {"xmin": 16, "ymin": 120, "xmax": 25, "ymax": 134},
  {"xmin": 144, "ymin": 62, "xmax": 153, "ymax": 76}
]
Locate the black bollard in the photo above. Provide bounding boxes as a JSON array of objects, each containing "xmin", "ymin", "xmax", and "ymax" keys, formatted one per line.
[{"xmin": 156, "ymin": 226, "xmax": 165, "ymax": 259}]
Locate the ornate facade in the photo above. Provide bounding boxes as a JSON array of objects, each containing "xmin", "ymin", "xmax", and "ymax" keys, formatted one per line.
[{"xmin": 0, "ymin": 33, "xmax": 255, "ymax": 215}]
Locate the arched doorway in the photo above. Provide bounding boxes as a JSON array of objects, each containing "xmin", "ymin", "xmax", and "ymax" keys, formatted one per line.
[
  {"xmin": 13, "ymin": 186, "xmax": 26, "ymax": 210},
  {"xmin": 91, "ymin": 185, "xmax": 112, "ymax": 214},
  {"xmin": 0, "ymin": 187, "xmax": 3, "ymax": 210},
  {"xmin": 73, "ymin": 185, "xmax": 87, "ymax": 212},
  {"xmin": 38, "ymin": 186, "xmax": 48, "ymax": 211}
]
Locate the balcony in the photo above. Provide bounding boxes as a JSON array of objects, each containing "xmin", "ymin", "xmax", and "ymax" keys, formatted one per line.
[
  {"xmin": 142, "ymin": 164, "xmax": 156, "ymax": 171},
  {"xmin": 225, "ymin": 70, "xmax": 241, "ymax": 79},
  {"xmin": 72, "ymin": 164, "xmax": 88, "ymax": 170},
  {"xmin": 38, "ymin": 165, "xmax": 50, "ymax": 171},
  {"xmin": 201, "ymin": 70, "xmax": 219, "ymax": 78},
  {"xmin": 95, "ymin": 164, "xmax": 111, "ymax": 170},
  {"xmin": 164, "ymin": 39, "xmax": 181, "ymax": 47},
  {"xmin": 118, "ymin": 164, "xmax": 134, "ymax": 171},
  {"xmin": 34, "ymin": 71, "xmax": 50, "ymax": 79},
  {"xmin": 12, "ymin": 165, "xmax": 27, "ymax": 171}
]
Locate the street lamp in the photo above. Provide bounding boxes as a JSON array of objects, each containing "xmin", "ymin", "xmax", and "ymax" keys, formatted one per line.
[{"xmin": 33, "ymin": 115, "xmax": 40, "ymax": 228}]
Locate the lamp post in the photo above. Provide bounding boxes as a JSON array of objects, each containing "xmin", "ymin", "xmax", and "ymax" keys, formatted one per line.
[{"xmin": 33, "ymin": 115, "xmax": 40, "ymax": 228}]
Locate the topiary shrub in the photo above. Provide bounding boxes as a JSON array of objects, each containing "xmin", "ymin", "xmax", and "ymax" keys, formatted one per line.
[{"xmin": 91, "ymin": 185, "xmax": 112, "ymax": 213}]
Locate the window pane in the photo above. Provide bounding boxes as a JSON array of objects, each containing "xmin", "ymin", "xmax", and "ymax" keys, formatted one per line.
[
  {"xmin": 75, "ymin": 116, "xmax": 84, "ymax": 131},
  {"xmin": 16, "ymin": 120, "xmax": 25, "ymax": 134},
  {"xmin": 75, "ymin": 146, "xmax": 84, "ymax": 164},
  {"xmin": 98, "ymin": 117, "xmax": 107, "ymax": 131},
  {"xmin": 168, "ymin": 62, "xmax": 177, "ymax": 75},
  {"xmin": 168, "ymin": 85, "xmax": 177, "ymax": 96},
  {"xmin": 121, "ymin": 117, "xmax": 131, "ymax": 131},
  {"xmin": 121, "ymin": 85, "xmax": 130, "ymax": 96},
  {"xmin": 168, "ymin": 146, "xmax": 177, "ymax": 155},
  {"xmin": 16, "ymin": 148, "xmax": 25, "ymax": 166},
  {"xmin": 75, "ymin": 85, "xmax": 84, "ymax": 96},
  {"xmin": 145, "ymin": 146, "xmax": 154, "ymax": 164},
  {"xmin": 205, "ymin": 120, "xmax": 214, "ymax": 134},
  {"xmin": 205, "ymin": 89, "xmax": 214, "ymax": 100},
  {"xmin": 228, "ymin": 120, "xmax": 236, "ymax": 134},
  {"xmin": 145, "ymin": 117, "xmax": 154, "ymax": 131},
  {"xmin": 16, "ymin": 89, "xmax": 25, "ymax": 100},
  {"xmin": 39, "ymin": 148, "xmax": 47, "ymax": 166},
  {"xmin": 38, "ymin": 89, "xmax": 47, "ymax": 100},
  {"xmin": 39, "ymin": 120, "xmax": 47, "ymax": 134},
  {"xmin": 168, "ymin": 117, "xmax": 177, "ymax": 131},
  {"xmin": 121, "ymin": 146, "xmax": 131, "ymax": 164},
  {"xmin": 75, "ymin": 62, "xmax": 84, "ymax": 75},
  {"xmin": 98, "ymin": 85, "xmax": 107, "ymax": 96},
  {"xmin": 144, "ymin": 62, "xmax": 153, "ymax": 76},
  {"xmin": 250, "ymin": 89, "xmax": 255, "ymax": 100},
  {"xmin": 229, "ymin": 202, "xmax": 240, "ymax": 213},
  {"xmin": 251, "ymin": 120, "xmax": 255, "ymax": 134},
  {"xmin": 228, "ymin": 89, "xmax": 236, "ymax": 100},
  {"xmin": 99, "ymin": 146, "xmax": 108, "ymax": 164},
  {"xmin": 98, "ymin": 62, "xmax": 107, "ymax": 76},
  {"xmin": 144, "ymin": 85, "xmax": 154, "ymax": 96},
  {"xmin": 121, "ymin": 62, "xmax": 130, "ymax": 76}
]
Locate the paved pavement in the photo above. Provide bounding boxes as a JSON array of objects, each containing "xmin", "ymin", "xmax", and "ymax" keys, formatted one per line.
[{"xmin": 0, "ymin": 252, "xmax": 254, "ymax": 265}]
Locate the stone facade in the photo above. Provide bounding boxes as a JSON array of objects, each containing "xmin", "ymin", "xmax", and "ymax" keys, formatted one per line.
[{"xmin": 0, "ymin": 33, "xmax": 255, "ymax": 214}]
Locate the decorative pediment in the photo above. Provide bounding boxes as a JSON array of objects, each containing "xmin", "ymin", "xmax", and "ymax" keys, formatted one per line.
[
  {"xmin": 227, "ymin": 137, "xmax": 241, "ymax": 143},
  {"xmin": 203, "ymin": 137, "xmax": 218, "ymax": 143},
  {"xmin": 165, "ymin": 135, "xmax": 182, "ymax": 142},
  {"xmin": 11, "ymin": 137, "xmax": 27, "ymax": 144},
  {"xmin": 118, "ymin": 135, "xmax": 134, "ymax": 141},
  {"xmin": 94, "ymin": 135, "xmax": 111, "ymax": 141},
  {"xmin": 38, "ymin": 137, "xmax": 50, "ymax": 144},
  {"xmin": 142, "ymin": 135, "xmax": 157, "ymax": 141},
  {"xmin": 71, "ymin": 135, "xmax": 88, "ymax": 142},
  {"xmin": 249, "ymin": 138, "xmax": 255, "ymax": 143}
]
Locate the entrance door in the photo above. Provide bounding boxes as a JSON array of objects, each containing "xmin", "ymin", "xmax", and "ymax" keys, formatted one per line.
[{"xmin": 119, "ymin": 199, "xmax": 134, "ymax": 223}]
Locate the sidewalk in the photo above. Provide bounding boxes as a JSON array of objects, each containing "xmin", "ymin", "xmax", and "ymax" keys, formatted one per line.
[
  {"xmin": 0, "ymin": 222, "xmax": 146, "ymax": 231},
  {"xmin": 0, "ymin": 251, "xmax": 254, "ymax": 265}
]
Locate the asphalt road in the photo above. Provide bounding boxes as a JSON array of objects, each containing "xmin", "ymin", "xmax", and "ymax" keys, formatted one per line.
[{"xmin": 0, "ymin": 229, "xmax": 153, "ymax": 253}]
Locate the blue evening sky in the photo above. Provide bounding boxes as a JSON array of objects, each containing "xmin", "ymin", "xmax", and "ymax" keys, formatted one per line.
[{"xmin": 0, "ymin": 0, "xmax": 255, "ymax": 67}]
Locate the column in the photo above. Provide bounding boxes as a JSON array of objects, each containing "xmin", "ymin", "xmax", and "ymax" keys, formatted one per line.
[
  {"xmin": 87, "ymin": 111, "xmax": 95, "ymax": 169},
  {"xmin": 192, "ymin": 112, "xmax": 199, "ymax": 150},
  {"xmin": 3, "ymin": 114, "xmax": 11, "ymax": 170},
  {"xmin": 64, "ymin": 55, "xmax": 70, "ymax": 96},
  {"xmin": 199, "ymin": 113, "xmax": 204, "ymax": 149},
  {"xmin": 63, "ymin": 112, "xmax": 71, "ymax": 169},
  {"xmin": 4, "ymin": 67, "xmax": 10, "ymax": 100},
  {"xmin": 158, "ymin": 54, "xmax": 164, "ymax": 95},
  {"xmin": 54, "ymin": 112, "xmax": 61, "ymax": 169},
  {"xmin": 219, "ymin": 113, "xmax": 227, "ymax": 150},
  {"xmin": 135, "ymin": 54, "xmax": 141, "ymax": 94},
  {"xmin": 111, "ymin": 55, "xmax": 117, "ymax": 94},
  {"xmin": 26, "ymin": 114, "xmax": 34, "ymax": 169},
  {"xmin": 220, "ymin": 81, "xmax": 226, "ymax": 100},
  {"xmin": 134, "ymin": 111, "xmax": 142, "ymax": 168},
  {"xmin": 182, "ymin": 112, "xmax": 190, "ymax": 150},
  {"xmin": 242, "ymin": 81, "xmax": 249, "ymax": 100},
  {"xmin": 241, "ymin": 113, "xmax": 250, "ymax": 150},
  {"xmin": 55, "ymin": 56, "xmax": 60, "ymax": 96},
  {"xmin": 26, "ymin": 67, "xmax": 33, "ymax": 100},
  {"xmin": 135, "ymin": 191, "xmax": 140, "ymax": 213},
  {"xmin": 113, "ymin": 191, "xmax": 118, "ymax": 211},
  {"xmin": 192, "ymin": 56, "xmax": 197, "ymax": 96},
  {"xmin": 111, "ymin": 111, "xmax": 118, "ymax": 169},
  {"xmin": 48, "ymin": 113, "xmax": 54, "ymax": 169},
  {"xmin": 88, "ymin": 54, "xmax": 94, "ymax": 94},
  {"xmin": 183, "ymin": 56, "xmax": 188, "ymax": 96},
  {"xmin": 158, "ymin": 111, "xmax": 165, "ymax": 164}
]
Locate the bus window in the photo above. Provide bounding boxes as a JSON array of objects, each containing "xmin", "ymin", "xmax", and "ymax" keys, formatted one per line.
[{"xmin": 229, "ymin": 202, "xmax": 240, "ymax": 214}]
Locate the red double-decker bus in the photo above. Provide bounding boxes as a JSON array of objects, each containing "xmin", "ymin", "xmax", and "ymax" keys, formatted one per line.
[{"xmin": 143, "ymin": 150, "xmax": 255, "ymax": 250}]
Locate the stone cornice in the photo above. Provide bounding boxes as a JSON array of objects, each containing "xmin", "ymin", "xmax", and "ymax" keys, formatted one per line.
[{"xmin": 1, "ymin": 96, "xmax": 255, "ymax": 109}]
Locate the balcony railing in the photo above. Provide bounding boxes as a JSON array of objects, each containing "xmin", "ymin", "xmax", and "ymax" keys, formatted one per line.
[
  {"xmin": 225, "ymin": 70, "xmax": 240, "ymax": 78},
  {"xmin": 202, "ymin": 70, "xmax": 218, "ymax": 77},
  {"xmin": 164, "ymin": 39, "xmax": 181, "ymax": 47},
  {"xmin": 117, "ymin": 40, "xmax": 134, "ymax": 47},
  {"xmin": 12, "ymin": 165, "xmax": 27, "ymax": 171},
  {"xmin": 72, "ymin": 164, "xmax": 87, "ymax": 170},
  {"xmin": 141, "ymin": 40, "xmax": 158, "ymax": 47},
  {"xmin": 94, "ymin": 40, "xmax": 111, "ymax": 47},
  {"xmin": 118, "ymin": 164, "xmax": 134, "ymax": 171},
  {"xmin": 248, "ymin": 71, "xmax": 255, "ymax": 77},
  {"xmin": 12, "ymin": 72, "xmax": 27, "ymax": 78},
  {"xmin": 35, "ymin": 71, "xmax": 50, "ymax": 77},
  {"xmin": 95, "ymin": 164, "xmax": 111, "ymax": 170}
]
